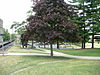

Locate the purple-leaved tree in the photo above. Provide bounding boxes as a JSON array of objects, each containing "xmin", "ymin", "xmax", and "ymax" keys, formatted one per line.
[{"xmin": 24, "ymin": 0, "xmax": 82, "ymax": 57}]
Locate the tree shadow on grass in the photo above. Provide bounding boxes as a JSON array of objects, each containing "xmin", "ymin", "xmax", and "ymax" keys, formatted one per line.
[{"xmin": 22, "ymin": 55, "xmax": 75, "ymax": 60}]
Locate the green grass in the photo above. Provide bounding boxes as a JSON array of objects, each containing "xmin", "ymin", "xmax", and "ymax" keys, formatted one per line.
[
  {"xmin": 7, "ymin": 46, "xmax": 46, "ymax": 54},
  {"xmin": 60, "ymin": 44, "xmax": 81, "ymax": 48},
  {"xmin": 45, "ymin": 48, "xmax": 100, "ymax": 57},
  {"xmin": 0, "ymin": 55, "xmax": 100, "ymax": 75},
  {"xmin": 60, "ymin": 43, "xmax": 100, "ymax": 48}
]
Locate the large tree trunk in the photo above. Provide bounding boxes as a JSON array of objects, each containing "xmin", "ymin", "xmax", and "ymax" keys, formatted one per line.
[
  {"xmin": 21, "ymin": 39, "xmax": 24, "ymax": 48},
  {"xmin": 22, "ymin": 43, "xmax": 24, "ymax": 48},
  {"xmin": 32, "ymin": 39, "xmax": 34, "ymax": 48},
  {"xmin": 91, "ymin": 34, "xmax": 94, "ymax": 48},
  {"xmin": 82, "ymin": 37, "xmax": 85, "ymax": 49},
  {"xmin": 82, "ymin": 41, "xmax": 84, "ymax": 49},
  {"xmin": 50, "ymin": 43, "xmax": 53, "ymax": 57},
  {"xmin": 43, "ymin": 42, "xmax": 46, "ymax": 48},
  {"xmin": 57, "ymin": 40, "xmax": 60, "ymax": 49},
  {"xmin": 25, "ymin": 40, "xmax": 28, "ymax": 48},
  {"xmin": 83, "ymin": 37, "xmax": 86, "ymax": 49},
  {"xmin": 82, "ymin": 2, "xmax": 86, "ymax": 49}
]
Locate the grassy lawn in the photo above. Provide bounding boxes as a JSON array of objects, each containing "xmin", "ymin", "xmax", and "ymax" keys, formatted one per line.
[
  {"xmin": 45, "ymin": 48, "xmax": 100, "ymax": 57},
  {"xmin": 7, "ymin": 46, "xmax": 46, "ymax": 54},
  {"xmin": 60, "ymin": 44, "xmax": 81, "ymax": 49},
  {"xmin": 58, "ymin": 43, "xmax": 100, "ymax": 49},
  {"xmin": 0, "ymin": 55, "xmax": 100, "ymax": 75}
]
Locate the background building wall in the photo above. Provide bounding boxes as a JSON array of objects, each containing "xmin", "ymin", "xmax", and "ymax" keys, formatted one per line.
[{"xmin": 0, "ymin": 18, "xmax": 3, "ymax": 43}]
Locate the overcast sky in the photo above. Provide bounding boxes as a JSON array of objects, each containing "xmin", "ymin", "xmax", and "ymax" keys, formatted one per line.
[
  {"xmin": 0, "ymin": 0, "xmax": 70, "ymax": 33},
  {"xmin": 0, "ymin": 0, "xmax": 32, "ymax": 33}
]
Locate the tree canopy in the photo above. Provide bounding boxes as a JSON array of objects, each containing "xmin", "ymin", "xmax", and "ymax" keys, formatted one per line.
[
  {"xmin": 70, "ymin": 0, "xmax": 100, "ymax": 48},
  {"xmin": 26, "ymin": 0, "xmax": 82, "ymax": 44}
]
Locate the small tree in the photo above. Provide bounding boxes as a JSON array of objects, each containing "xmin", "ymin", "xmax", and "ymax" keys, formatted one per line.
[{"xmin": 3, "ymin": 29, "xmax": 10, "ymax": 41}]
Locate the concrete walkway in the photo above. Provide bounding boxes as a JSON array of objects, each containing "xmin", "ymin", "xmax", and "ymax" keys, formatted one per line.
[
  {"xmin": 0, "ymin": 48, "xmax": 100, "ymax": 60},
  {"xmin": 37, "ymin": 48, "xmax": 100, "ymax": 60}
]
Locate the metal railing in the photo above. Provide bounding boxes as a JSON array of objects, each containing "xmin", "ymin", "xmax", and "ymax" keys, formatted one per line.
[{"xmin": 0, "ymin": 40, "xmax": 14, "ymax": 55}]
